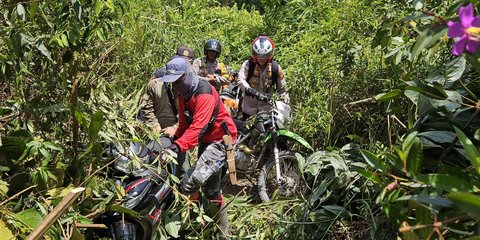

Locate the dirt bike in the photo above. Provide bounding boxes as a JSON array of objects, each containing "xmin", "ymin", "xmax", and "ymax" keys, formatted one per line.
[
  {"xmin": 224, "ymin": 88, "xmax": 313, "ymax": 202},
  {"xmin": 88, "ymin": 137, "xmax": 177, "ymax": 240}
]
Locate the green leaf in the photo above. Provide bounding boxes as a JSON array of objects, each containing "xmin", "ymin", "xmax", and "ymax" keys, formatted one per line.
[
  {"xmin": 402, "ymin": 132, "xmax": 423, "ymax": 176},
  {"xmin": 375, "ymin": 89, "xmax": 402, "ymax": 102},
  {"xmin": 465, "ymin": 53, "xmax": 480, "ymax": 74},
  {"xmin": 448, "ymin": 192, "xmax": 480, "ymax": 220},
  {"xmin": 95, "ymin": 0, "xmax": 104, "ymax": 16},
  {"xmin": 385, "ymin": 152, "xmax": 403, "ymax": 172},
  {"xmin": 88, "ymin": 111, "xmax": 104, "ymax": 143},
  {"xmin": 411, "ymin": 24, "xmax": 448, "ymax": 59},
  {"xmin": 425, "ymin": 56, "xmax": 465, "ymax": 85},
  {"xmin": 406, "ymin": 80, "xmax": 448, "ymax": 100},
  {"xmin": 276, "ymin": 130, "xmax": 313, "ymax": 151},
  {"xmin": 357, "ymin": 169, "xmax": 381, "ymax": 184},
  {"xmin": 165, "ymin": 214, "xmax": 181, "ymax": 238},
  {"xmin": 70, "ymin": 224, "xmax": 85, "ymax": 240},
  {"xmin": 416, "ymin": 174, "xmax": 479, "ymax": 192},
  {"xmin": 36, "ymin": 43, "xmax": 52, "ymax": 61},
  {"xmin": 61, "ymin": 34, "xmax": 69, "ymax": 47},
  {"xmin": 418, "ymin": 131, "xmax": 456, "ymax": 144},
  {"xmin": 360, "ymin": 150, "xmax": 387, "ymax": 172},
  {"xmin": 395, "ymin": 194, "xmax": 454, "ymax": 207},
  {"xmin": 16, "ymin": 209, "xmax": 42, "ymax": 229},
  {"xmin": 454, "ymin": 126, "xmax": 480, "ymax": 174},
  {"xmin": 0, "ymin": 221, "xmax": 15, "ymax": 240},
  {"xmin": 108, "ymin": 205, "xmax": 140, "ymax": 218},
  {"xmin": 16, "ymin": 4, "xmax": 25, "ymax": 19}
]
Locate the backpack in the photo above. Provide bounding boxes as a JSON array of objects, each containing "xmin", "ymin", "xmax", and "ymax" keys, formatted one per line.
[{"xmin": 246, "ymin": 57, "xmax": 280, "ymax": 87}]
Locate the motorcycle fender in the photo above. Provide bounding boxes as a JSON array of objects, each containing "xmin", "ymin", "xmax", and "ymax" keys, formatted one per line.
[{"xmin": 263, "ymin": 130, "xmax": 313, "ymax": 151}]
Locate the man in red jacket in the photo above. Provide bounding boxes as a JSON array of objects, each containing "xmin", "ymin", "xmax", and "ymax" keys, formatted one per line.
[{"xmin": 160, "ymin": 57, "xmax": 237, "ymax": 239}]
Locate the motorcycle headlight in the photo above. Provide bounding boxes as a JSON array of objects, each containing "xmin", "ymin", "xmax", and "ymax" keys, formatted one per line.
[{"xmin": 274, "ymin": 101, "xmax": 291, "ymax": 129}]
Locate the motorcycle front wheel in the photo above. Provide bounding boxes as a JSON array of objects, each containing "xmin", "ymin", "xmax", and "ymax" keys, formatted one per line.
[{"xmin": 257, "ymin": 150, "xmax": 305, "ymax": 202}]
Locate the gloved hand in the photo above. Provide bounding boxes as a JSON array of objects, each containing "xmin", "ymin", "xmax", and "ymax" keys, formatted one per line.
[
  {"xmin": 257, "ymin": 93, "xmax": 271, "ymax": 102},
  {"xmin": 245, "ymin": 87, "xmax": 259, "ymax": 97},
  {"xmin": 165, "ymin": 143, "xmax": 179, "ymax": 153}
]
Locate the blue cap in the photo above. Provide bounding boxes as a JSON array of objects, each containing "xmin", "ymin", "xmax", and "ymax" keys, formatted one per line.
[
  {"xmin": 152, "ymin": 67, "xmax": 166, "ymax": 81},
  {"xmin": 160, "ymin": 57, "xmax": 188, "ymax": 83}
]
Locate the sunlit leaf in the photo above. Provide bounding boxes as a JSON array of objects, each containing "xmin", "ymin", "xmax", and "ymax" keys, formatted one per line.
[
  {"xmin": 36, "ymin": 43, "xmax": 52, "ymax": 61},
  {"xmin": 89, "ymin": 111, "xmax": 104, "ymax": 143},
  {"xmin": 357, "ymin": 169, "xmax": 381, "ymax": 184},
  {"xmin": 360, "ymin": 150, "xmax": 387, "ymax": 172},
  {"xmin": 448, "ymin": 192, "xmax": 480, "ymax": 220},
  {"xmin": 16, "ymin": 209, "xmax": 42, "ymax": 229},
  {"xmin": 375, "ymin": 89, "xmax": 402, "ymax": 102},
  {"xmin": 411, "ymin": 24, "xmax": 448, "ymax": 59},
  {"xmin": 416, "ymin": 174, "xmax": 479, "ymax": 192},
  {"xmin": 165, "ymin": 214, "xmax": 181, "ymax": 238},
  {"xmin": 0, "ymin": 221, "xmax": 15, "ymax": 240},
  {"xmin": 454, "ymin": 126, "xmax": 480, "ymax": 174}
]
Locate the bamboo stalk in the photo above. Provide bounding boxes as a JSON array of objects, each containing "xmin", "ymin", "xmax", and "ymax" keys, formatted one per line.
[
  {"xmin": 75, "ymin": 223, "xmax": 107, "ymax": 229},
  {"xmin": 26, "ymin": 187, "xmax": 85, "ymax": 240}
]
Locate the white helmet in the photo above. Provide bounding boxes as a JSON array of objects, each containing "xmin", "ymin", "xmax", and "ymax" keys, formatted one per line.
[{"xmin": 252, "ymin": 36, "xmax": 275, "ymax": 61}]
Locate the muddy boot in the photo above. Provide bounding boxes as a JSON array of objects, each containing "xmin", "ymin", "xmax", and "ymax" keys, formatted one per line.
[{"xmin": 209, "ymin": 194, "xmax": 229, "ymax": 240}]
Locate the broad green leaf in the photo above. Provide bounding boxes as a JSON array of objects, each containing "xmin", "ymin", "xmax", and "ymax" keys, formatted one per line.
[
  {"xmin": 402, "ymin": 13, "xmax": 434, "ymax": 21},
  {"xmin": 448, "ymin": 192, "xmax": 480, "ymax": 220},
  {"xmin": 465, "ymin": 52, "xmax": 480, "ymax": 74},
  {"xmin": 95, "ymin": 0, "xmax": 104, "ymax": 16},
  {"xmin": 375, "ymin": 89, "xmax": 402, "ymax": 102},
  {"xmin": 406, "ymin": 137, "xmax": 423, "ymax": 176},
  {"xmin": 16, "ymin": 4, "xmax": 25, "ymax": 19},
  {"xmin": 357, "ymin": 169, "xmax": 381, "ymax": 184},
  {"xmin": 61, "ymin": 34, "xmax": 69, "ymax": 47},
  {"xmin": 36, "ymin": 43, "xmax": 52, "ymax": 61},
  {"xmin": 385, "ymin": 152, "xmax": 404, "ymax": 172},
  {"xmin": 402, "ymin": 132, "xmax": 423, "ymax": 176},
  {"xmin": 322, "ymin": 205, "xmax": 347, "ymax": 217},
  {"xmin": 418, "ymin": 131, "xmax": 456, "ymax": 144},
  {"xmin": 165, "ymin": 214, "xmax": 181, "ymax": 238},
  {"xmin": 70, "ymin": 224, "xmax": 85, "ymax": 240},
  {"xmin": 360, "ymin": 150, "xmax": 387, "ymax": 172},
  {"xmin": 0, "ymin": 221, "xmax": 15, "ymax": 240},
  {"xmin": 454, "ymin": 126, "xmax": 480, "ymax": 174},
  {"xmin": 16, "ymin": 209, "xmax": 42, "ymax": 229},
  {"xmin": 416, "ymin": 174, "xmax": 479, "ymax": 192},
  {"xmin": 108, "ymin": 205, "xmax": 140, "ymax": 218},
  {"xmin": 275, "ymin": 130, "xmax": 313, "ymax": 151},
  {"xmin": 89, "ymin": 111, "xmax": 104, "ymax": 143},
  {"xmin": 406, "ymin": 80, "xmax": 448, "ymax": 100},
  {"xmin": 411, "ymin": 24, "xmax": 448, "ymax": 59},
  {"xmin": 429, "ymin": 90, "xmax": 462, "ymax": 112},
  {"xmin": 395, "ymin": 194, "xmax": 454, "ymax": 207},
  {"xmin": 309, "ymin": 179, "xmax": 330, "ymax": 206},
  {"xmin": 425, "ymin": 57, "xmax": 465, "ymax": 85}
]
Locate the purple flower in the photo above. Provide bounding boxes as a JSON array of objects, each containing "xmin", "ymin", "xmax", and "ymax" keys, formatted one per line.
[{"xmin": 447, "ymin": 3, "xmax": 480, "ymax": 56}]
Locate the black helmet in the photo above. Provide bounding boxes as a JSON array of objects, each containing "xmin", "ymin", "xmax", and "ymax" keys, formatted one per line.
[{"xmin": 204, "ymin": 39, "xmax": 221, "ymax": 56}]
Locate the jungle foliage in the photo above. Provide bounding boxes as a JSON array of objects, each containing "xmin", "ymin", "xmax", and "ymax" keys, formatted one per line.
[{"xmin": 1, "ymin": 0, "xmax": 480, "ymax": 239}]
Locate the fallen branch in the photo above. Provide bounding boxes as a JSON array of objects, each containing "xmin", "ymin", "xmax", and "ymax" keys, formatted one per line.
[
  {"xmin": 26, "ymin": 187, "xmax": 85, "ymax": 240},
  {"xmin": 75, "ymin": 223, "xmax": 107, "ymax": 229}
]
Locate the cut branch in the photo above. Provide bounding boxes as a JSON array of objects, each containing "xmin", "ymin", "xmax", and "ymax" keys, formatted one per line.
[{"xmin": 26, "ymin": 187, "xmax": 85, "ymax": 240}]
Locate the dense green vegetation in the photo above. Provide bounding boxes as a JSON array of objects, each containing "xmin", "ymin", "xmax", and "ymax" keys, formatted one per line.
[{"xmin": 1, "ymin": 0, "xmax": 479, "ymax": 239}]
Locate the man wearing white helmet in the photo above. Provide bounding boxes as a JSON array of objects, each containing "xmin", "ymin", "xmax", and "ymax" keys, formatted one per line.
[{"xmin": 237, "ymin": 36, "xmax": 290, "ymax": 120}]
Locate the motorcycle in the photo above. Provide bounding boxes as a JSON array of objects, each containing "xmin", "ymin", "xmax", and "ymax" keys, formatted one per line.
[
  {"xmin": 223, "ymin": 88, "xmax": 313, "ymax": 202},
  {"xmin": 88, "ymin": 137, "xmax": 177, "ymax": 240}
]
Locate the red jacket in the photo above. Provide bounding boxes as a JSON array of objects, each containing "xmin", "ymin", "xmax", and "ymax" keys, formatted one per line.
[{"xmin": 174, "ymin": 80, "xmax": 237, "ymax": 152}]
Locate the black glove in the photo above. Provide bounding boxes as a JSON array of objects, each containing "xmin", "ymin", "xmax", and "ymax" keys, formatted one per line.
[
  {"xmin": 165, "ymin": 143, "xmax": 179, "ymax": 154},
  {"xmin": 245, "ymin": 87, "xmax": 259, "ymax": 97}
]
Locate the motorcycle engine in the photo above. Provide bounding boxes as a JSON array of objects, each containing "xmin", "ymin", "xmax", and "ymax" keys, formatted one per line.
[{"xmin": 235, "ymin": 145, "xmax": 256, "ymax": 171}]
